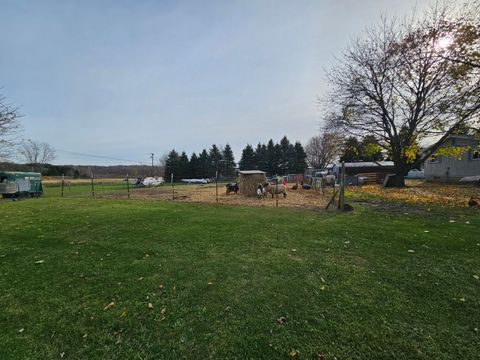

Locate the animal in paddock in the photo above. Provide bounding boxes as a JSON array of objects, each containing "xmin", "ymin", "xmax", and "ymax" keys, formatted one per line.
[
  {"xmin": 263, "ymin": 181, "xmax": 287, "ymax": 199},
  {"xmin": 225, "ymin": 183, "xmax": 239, "ymax": 195},
  {"xmin": 324, "ymin": 175, "xmax": 336, "ymax": 186},
  {"xmin": 468, "ymin": 196, "xmax": 479, "ymax": 207}
]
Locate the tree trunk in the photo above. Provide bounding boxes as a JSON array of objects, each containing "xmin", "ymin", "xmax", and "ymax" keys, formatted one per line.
[
  {"xmin": 392, "ymin": 163, "xmax": 407, "ymax": 187},
  {"xmin": 393, "ymin": 174, "xmax": 405, "ymax": 187}
]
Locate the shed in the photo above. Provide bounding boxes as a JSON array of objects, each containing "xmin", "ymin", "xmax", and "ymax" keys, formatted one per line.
[
  {"xmin": 238, "ymin": 170, "xmax": 266, "ymax": 196},
  {"xmin": 332, "ymin": 161, "xmax": 395, "ymax": 185}
]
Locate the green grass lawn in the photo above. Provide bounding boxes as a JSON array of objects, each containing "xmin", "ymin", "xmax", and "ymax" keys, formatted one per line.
[{"xmin": 0, "ymin": 196, "xmax": 479, "ymax": 359}]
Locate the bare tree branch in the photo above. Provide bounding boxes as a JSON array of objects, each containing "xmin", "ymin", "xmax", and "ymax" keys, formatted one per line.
[
  {"xmin": 0, "ymin": 94, "xmax": 21, "ymax": 160},
  {"xmin": 19, "ymin": 140, "xmax": 56, "ymax": 166}
]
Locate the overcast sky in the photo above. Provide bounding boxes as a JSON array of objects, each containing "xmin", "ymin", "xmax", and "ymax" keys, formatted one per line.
[{"xmin": 1, "ymin": 0, "xmax": 444, "ymax": 165}]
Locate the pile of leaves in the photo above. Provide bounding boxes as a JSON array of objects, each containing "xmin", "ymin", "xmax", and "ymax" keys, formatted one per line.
[{"xmin": 348, "ymin": 180, "xmax": 479, "ymax": 206}]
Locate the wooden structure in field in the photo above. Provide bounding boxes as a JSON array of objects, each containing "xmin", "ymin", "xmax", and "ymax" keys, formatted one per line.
[
  {"xmin": 238, "ymin": 170, "xmax": 266, "ymax": 196},
  {"xmin": 332, "ymin": 161, "xmax": 395, "ymax": 185},
  {"xmin": 0, "ymin": 171, "xmax": 43, "ymax": 198}
]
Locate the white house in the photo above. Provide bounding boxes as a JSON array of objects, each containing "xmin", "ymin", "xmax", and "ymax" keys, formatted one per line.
[{"xmin": 424, "ymin": 135, "xmax": 480, "ymax": 182}]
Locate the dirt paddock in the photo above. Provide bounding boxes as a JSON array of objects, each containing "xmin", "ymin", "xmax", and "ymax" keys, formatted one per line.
[{"xmin": 103, "ymin": 183, "xmax": 333, "ymax": 209}]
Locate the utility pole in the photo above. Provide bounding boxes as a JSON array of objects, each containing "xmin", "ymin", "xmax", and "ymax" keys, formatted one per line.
[{"xmin": 150, "ymin": 153, "xmax": 155, "ymax": 177}]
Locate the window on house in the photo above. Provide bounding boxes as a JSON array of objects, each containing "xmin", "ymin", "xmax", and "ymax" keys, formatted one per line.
[
  {"xmin": 472, "ymin": 149, "xmax": 480, "ymax": 160},
  {"xmin": 429, "ymin": 155, "xmax": 441, "ymax": 163}
]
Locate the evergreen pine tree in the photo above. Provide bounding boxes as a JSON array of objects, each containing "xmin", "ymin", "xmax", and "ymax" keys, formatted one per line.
[
  {"xmin": 254, "ymin": 143, "xmax": 267, "ymax": 171},
  {"xmin": 177, "ymin": 151, "xmax": 190, "ymax": 179},
  {"xmin": 273, "ymin": 143, "xmax": 282, "ymax": 175},
  {"xmin": 189, "ymin": 152, "xmax": 200, "ymax": 178},
  {"xmin": 286, "ymin": 144, "xmax": 297, "ymax": 173},
  {"xmin": 279, "ymin": 136, "xmax": 291, "ymax": 174},
  {"xmin": 265, "ymin": 139, "xmax": 277, "ymax": 176},
  {"xmin": 239, "ymin": 144, "xmax": 255, "ymax": 170},
  {"xmin": 208, "ymin": 144, "xmax": 223, "ymax": 177},
  {"xmin": 340, "ymin": 137, "xmax": 362, "ymax": 162},
  {"xmin": 198, "ymin": 149, "xmax": 210, "ymax": 178},
  {"xmin": 294, "ymin": 141, "xmax": 307, "ymax": 173},
  {"xmin": 164, "ymin": 149, "xmax": 179, "ymax": 180},
  {"xmin": 222, "ymin": 144, "xmax": 236, "ymax": 178}
]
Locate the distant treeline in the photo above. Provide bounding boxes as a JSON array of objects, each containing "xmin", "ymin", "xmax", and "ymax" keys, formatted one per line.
[
  {"xmin": 0, "ymin": 162, "xmax": 161, "ymax": 178},
  {"xmin": 164, "ymin": 144, "xmax": 236, "ymax": 181},
  {"xmin": 239, "ymin": 136, "xmax": 307, "ymax": 175},
  {"xmin": 164, "ymin": 136, "xmax": 308, "ymax": 181}
]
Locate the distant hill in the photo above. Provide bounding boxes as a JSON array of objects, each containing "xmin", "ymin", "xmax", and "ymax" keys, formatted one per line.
[{"xmin": 0, "ymin": 162, "xmax": 164, "ymax": 178}]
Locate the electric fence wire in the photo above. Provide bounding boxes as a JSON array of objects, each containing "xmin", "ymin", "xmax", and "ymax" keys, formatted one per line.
[{"xmin": 55, "ymin": 149, "xmax": 148, "ymax": 165}]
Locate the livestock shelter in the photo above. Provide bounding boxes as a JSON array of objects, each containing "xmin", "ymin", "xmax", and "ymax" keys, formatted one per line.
[
  {"xmin": 0, "ymin": 171, "xmax": 43, "ymax": 197},
  {"xmin": 332, "ymin": 161, "xmax": 395, "ymax": 185},
  {"xmin": 238, "ymin": 170, "xmax": 266, "ymax": 196},
  {"xmin": 424, "ymin": 135, "xmax": 480, "ymax": 182}
]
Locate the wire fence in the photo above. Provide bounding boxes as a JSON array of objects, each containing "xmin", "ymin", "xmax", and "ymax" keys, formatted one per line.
[{"xmin": 41, "ymin": 176, "xmax": 335, "ymax": 209}]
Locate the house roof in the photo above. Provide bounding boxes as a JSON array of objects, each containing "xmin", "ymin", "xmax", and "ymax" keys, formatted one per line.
[
  {"xmin": 238, "ymin": 170, "xmax": 266, "ymax": 175},
  {"xmin": 335, "ymin": 161, "xmax": 394, "ymax": 168},
  {"xmin": 447, "ymin": 134, "xmax": 479, "ymax": 141}
]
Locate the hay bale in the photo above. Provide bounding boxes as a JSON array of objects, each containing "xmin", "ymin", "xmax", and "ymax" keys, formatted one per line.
[{"xmin": 238, "ymin": 170, "xmax": 267, "ymax": 196}]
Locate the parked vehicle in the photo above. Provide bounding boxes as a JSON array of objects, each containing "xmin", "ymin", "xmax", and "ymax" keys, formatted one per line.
[
  {"xmin": 460, "ymin": 175, "xmax": 480, "ymax": 185},
  {"xmin": 181, "ymin": 178, "xmax": 209, "ymax": 184},
  {"xmin": 142, "ymin": 177, "xmax": 164, "ymax": 186},
  {"xmin": 0, "ymin": 171, "xmax": 43, "ymax": 198},
  {"xmin": 405, "ymin": 169, "xmax": 425, "ymax": 179},
  {"xmin": 130, "ymin": 177, "xmax": 144, "ymax": 186}
]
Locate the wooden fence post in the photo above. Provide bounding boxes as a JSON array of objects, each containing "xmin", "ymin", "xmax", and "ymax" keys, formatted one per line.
[
  {"xmin": 275, "ymin": 175, "xmax": 279, "ymax": 207},
  {"xmin": 215, "ymin": 170, "xmax": 219, "ymax": 203},
  {"xmin": 338, "ymin": 162, "xmax": 345, "ymax": 211},
  {"xmin": 126, "ymin": 173, "xmax": 130, "ymax": 199},
  {"xmin": 91, "ymin": 173, "xmax": 95, "ymax": 198}
]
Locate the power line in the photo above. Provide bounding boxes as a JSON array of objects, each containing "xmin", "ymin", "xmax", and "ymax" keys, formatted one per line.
[{"xmin": 55, "ymin": 149, "xmax": 147, "ymax": 165}]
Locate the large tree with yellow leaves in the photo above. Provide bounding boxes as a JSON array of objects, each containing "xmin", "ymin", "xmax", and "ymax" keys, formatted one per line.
[{"xmin": 326, "ymin": 4, "xmax": 479, "ymax": 186}]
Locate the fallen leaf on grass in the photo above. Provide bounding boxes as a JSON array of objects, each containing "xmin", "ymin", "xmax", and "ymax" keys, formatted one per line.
[
  {"xmin": 60, "ymin": 352, "xmax": 65, "ymax": 358},
  {"xmin": 35, "ymin": 260, "xmax": 44, "ymax": 264},
  {"xmin": 82, "ymin": 333, "xmax": 87, "ymax": 339},
  {"xmin": 18, "ymin": 328, "xmax": 24, "ymax": 333},
  {"xmin": 207, "ymin": 282, "xmax": 213, "ymax": 285},
  {"xmin": 289, "ymin": 349, "xmax": 299, "ymax": 357},
  {"xmin": 148, "ymin": 303, "xmax": 153, "ymax": 309},
  {"xmin": 103, "ymin": 302, "xmax": 115, "ymax": 310},
  {"xmin": 423, "ymin": 230, "xmax": 429, "ymax": 233},
  {"xmin": 320, "ymin": 285, "xmax": 326, "ymax": 291},
  {"xmin": 408, "ymin": 250, "xmax": 415, "ymax": 253},
  {"xmin": 291, "ymin": 249, "xmax": 297, "ymax": 252},
  {"xmin": 316, "ymin": 353, "xmax": 326, "ymax": 360},
  {"xmin": 474, "ymin": 275, "xmax": 479, "ymax": 280},
  {"xmin": 277, "ymin": 316, "xmax": 287, "ymax": 324},
  {"xmin": 138, "ymin": 277, "xmax": 144, "ymax": 281},
  {"xmin": 159, "ymin": 284, "xmax": 164, "ymax": 289},
  {"xmin": 120, "ymin": 310, "xmax": 127, "ymax": 318}
]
